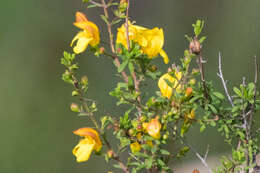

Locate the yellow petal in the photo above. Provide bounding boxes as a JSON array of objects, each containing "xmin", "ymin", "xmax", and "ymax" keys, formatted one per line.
[
  {"xmin": 147, "ymin": 118, "xmax": 161, "ymax": 139},
  {"xmin": 159, "ymin": 49, "xmax": 169, "ymax": 64},
  {"xmin": 71, "ymin": 31, "xmax": 93, "ymax": 54},
  {"xmin": 73, "ymin": 127, "xmax": 102, "ymax": 152},
  {"xmin": 75, "ymin": 11, "xmax": 88, "ymax": 23},
  {"xmin": 130, "ymin": 142, "xmax": 141, "ymax": 153},
  {"xmin": 72, "ymin": 138, "xmax": 95, "ymax": 162},
  {"xmin": 158, "ymin": 73, "xmax": 174, "ymax": 99}
]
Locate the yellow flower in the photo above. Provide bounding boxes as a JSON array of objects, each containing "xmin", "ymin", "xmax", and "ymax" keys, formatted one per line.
[
  {"xmin": 72, "ymin": 127, "xmax": 102, "ymax": 162},
  {"xmin": 130, "ymin": 141, "xmax": 141, "ymax": 153},
  {"xmin": 146, "ymin": 117, "xmax": 162, "ymax": 139},
  {"xmin": 116, "ymin": 22, "xmax": 169, "ymax": 64},
  {"xmin": 71, "ymin": 12, "xmax": 100, "ymax": 54},
  {"xmin": 158, "ymin": 71, "xmax": 182, "ymax": 99}
]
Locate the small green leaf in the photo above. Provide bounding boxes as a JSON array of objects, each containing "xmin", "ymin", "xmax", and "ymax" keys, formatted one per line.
[
  {"xmin": 185, "ymin": 35, "xmax": 192, "ymax": 42},
  {"xmin": 160, "ymin": 149, "xmax": 170, "ymax": 155},
  {"xmin": 233, "ymin": 87, "xmax": 242, "ymax": 97},
  {"xmin": 100, "ymin": 15, "xmax": 109, "ymax": 24},
  {"xmin": 213, "ymin": 92, "xmax": 225, "ymax": 100},
  {"xmin": 128, "ymin": 61, "xmax": 134, "ymax": 74},
  {"xmin": 210, "ymin": 121, "xmax": 216, "ymax": 127},
  {"xmin": 199, "ymin": 36, "xmax": 207, "ymax": 43},
  {"xmin": 118, "ymin": 60, "xmax": 128, "ymax": 72},
  {"xmin": 208, "ymin": 104, "xmax": 218, "ymax": 114},
  {"xmin": 200, "ymin": 124, "xmax": 206, "ymax": 132}
]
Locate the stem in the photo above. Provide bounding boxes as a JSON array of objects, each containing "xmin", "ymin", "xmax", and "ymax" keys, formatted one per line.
[
  {"xmin": 217, "ymin": 52, "xmax": 234, "ymax": 107},
  {"xmin": 70, "ymin": 70, "xmax": 130, "ymax": 173},
  {"xmin": 101, "ymin": 0, "xmax": 128, "ymax": 83},
  {"xmin": 179, "ymin": 136, "xmax": 214, "ymax": 173},
  {"xmin": 197, "ymin": 52, "xmax": 208, "ymax": 100},
  {"xmin": 124, "ymin": 0, "xmax": 142, "ymax": 114}
]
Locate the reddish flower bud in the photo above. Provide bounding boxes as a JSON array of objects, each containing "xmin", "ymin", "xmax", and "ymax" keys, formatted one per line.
[
  {"xmin": 189, "ymin": 38, "xmax": 201, "ymax": 55},
  {"xmin": 185, "ymin": 87, "xmax": 193, "ymax": 97}
]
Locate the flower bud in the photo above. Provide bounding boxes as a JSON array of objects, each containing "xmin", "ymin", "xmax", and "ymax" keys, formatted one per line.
[
  {"xmin": 72, "ymin": 90, "xmax": 79, "ymax": 96},
  {"xmin": 136, "ymin": 133, "xmax": 142, "ymax": 140},
  {"xmin": 81, "ymin": 76, "xmax": 88, "ymax": 86},
  {"xmin": 128, "ymin": 129, "xmax": 134, "ymax": 136},
  {"xmin": 91, "ymin": 102, "xmax": 96, "ymax": 109},
  {"xmin": 185, "ymin": 87, "xmax": 193, "ymax": 97},
  {"xmin": 163, "ymin": 134, "xmax": 168, "ymax": 140},
  {"xmin": 119, "ymin": 1, "xmax": 128, "ymax": 12},
  {"xmin": 139, "ymin": 115, "xmax": 147, "ymax": 122},
  {"xmin": 137, "ymin": 124, "xmax": 142, "ymax": 131},
  {"xmin": 99, "ymin": 47, "xmax": 105, "ymax": 54},
  {"xmin": 193, "ymin": 169, "xmax": 200, "ymax": 173},
  {"xmin": 142, "ymin": 122, "xmax": 148, "ymax": 131},
  {"xmin": 189, "ymin": 38, "xmax": 201, "ymax": 55},
  {"xmin": 117, "ymin": 47, "xmax": 122, "ymax": 54},
  {"xmin": 70, "ymin": 103, "xmax": 80, "ymax": 112},
  {"xmin": 148, "ymin": 65, "xmax": 158, "ymax": 72},
  {"xmin": 188, "ymin": 110, "xmax": 196, "ymax": 119},
  {"xmin": 107, "ymin": 150, "xmax": 114, "ymax": 158},
  {"xmin": 189, "ymin": 78, "xmax": 196, "ymax": 85}
]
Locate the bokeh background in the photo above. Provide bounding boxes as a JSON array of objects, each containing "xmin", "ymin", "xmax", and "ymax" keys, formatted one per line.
[{"xmin": 1, "ymin": 0, "xmax": 260, "ymax": 172}]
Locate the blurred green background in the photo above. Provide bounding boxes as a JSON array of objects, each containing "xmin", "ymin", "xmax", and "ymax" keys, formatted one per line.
[{"xmin": 1, "ymin": 0, "xmax": 260, "ymax": 172}]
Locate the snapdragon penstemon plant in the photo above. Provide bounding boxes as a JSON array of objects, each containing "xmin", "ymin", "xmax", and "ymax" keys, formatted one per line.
[{"xmin": 60, "ymin": 0, "xmax": 260, "ymax": 172}]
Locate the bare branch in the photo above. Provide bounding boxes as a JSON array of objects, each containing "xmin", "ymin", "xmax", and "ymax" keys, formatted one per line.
[
  {"xmin": 179, "ymin": 136, "xmax": 214, "ymax": 173},
  {"xmin": 217, "ymin": 52, "xmax": 234, "ymax": 107},
  {"xmin": 204, "ymin": 144, "xmax": 210, "ymax": 161}
]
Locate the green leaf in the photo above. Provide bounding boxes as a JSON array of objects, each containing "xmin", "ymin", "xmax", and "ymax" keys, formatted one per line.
[
  {"xmin": 160, "ymin": 149, "xmax": 170, "ymax": 155},
  {"xmin": 210, "ymin": 121, "xmax": 216, "ymax": 127},
  {"xmin": 213, "ymin": 92, "xmax": 225, "ymax": 100},
  {"xmin": 87, "ymin": 4, "xmax": 98, "ymax": 8},
  {"xmin": 199, "ymin": 36, "xmax": 207, "ymax": 43},
  {"xmin": 208, "ymin": 104, "xmax": 218, "ymax": 114},
  {"xmin": 200, "ymin": 124, "xmax": 206, "ymax": 132},
  {"xmin": 185, "ymin": 35, "xmax": 192, "ymax": 42},
  {"xmin": 233, "ymin": 87, "xmax": 242, "ymax": 97},
  {"xmin": 145, "ymin": 157, "xmax": 153, "ymax": 169},
  {"xmin": 100, "ymin": 15, "xmax": 109, "ymax": 24},
  {"xmin": 128, "ymin": 61, "xmax": 134, "ymax": 74},
  {"xmin": 118, "ymin": 60, "xmax": 128, "ymax": 72}
]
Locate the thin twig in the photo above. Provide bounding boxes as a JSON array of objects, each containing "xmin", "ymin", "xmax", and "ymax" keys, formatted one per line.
[
  {"xmin": 197, "ymin": 52, "xmax": 208, "ymax": 100},
  {"xmin": 241, "ymin": 77, "xmax": 250, "ymax": 173},
  {"xmin": 89, "ymin": 1, "xmax": 103, "ymax": 7},
  {"xmin": 204, "ymin": 144, "xmax": 210, "ymax": 161},
  {"xmin": 179, "ymin": 136, "xmax": 214, "ymax": 173},
  {"xmin": 217, "ymin": 52, "xmax": 234, "ymax": 107},
  {"xmin": 124, "ymin": 0, "xmax": 142, "ymax": 113},
  {"xmin": 101, "ymin": 0, "xmax": 128, "ymax": 83},
  {"xmin": 249, "ymin": 56, "xmax": 258, "ymax": 167}
]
